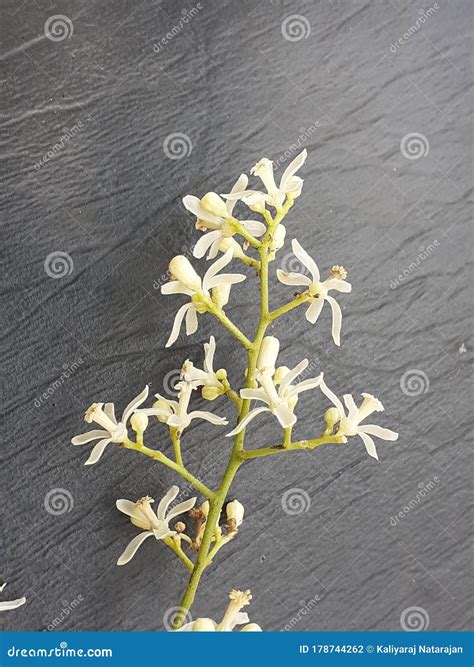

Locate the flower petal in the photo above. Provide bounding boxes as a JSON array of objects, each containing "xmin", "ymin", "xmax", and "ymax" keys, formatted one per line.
[
  {"xmin": 273, "ymin": 402, "xmax": 296, "ymax": 429},
  {"xmin": 276, "ymin": 269, "xmax": 311, "ymax": 287},
  {"xmin": 84, "ymin": 439, "xmax": 111, "ymax": 465},
  {"xmin": 359, "ymin": 425, "xmax": 399, "ymax": 441},
  {"xmin": 357, "ymin": 431, "xmax": 379, "ymax": 460},
  {"xmin": 240, "ymin": 388, "xmax": 270, "ymax": 404},
  {"xmin": 183, "ymin": 195, "xmax": 222, "ymax": 225},
  {"xmin": 116, "ymin": 499, "xmax": 137, "ymax": 517},
  {"xmin": 185, "ymin": 305, "xmax": 198, "ymax": 336},
  {"xmin": 122, "ymin": 385, "xmax": 149, "ymax": 424},
  {"xmin": 326, "ymin": 295, "xmax": 343, "ymax": 346},
  {"xmin": 289, "ymin": 375, "xmax": 323, "ymax": 396},
  {"xmin": 225, "ymin": 406, "xmax": 270, "ymax": 437},
  {"xmin": 165, "ymin": 497, "xmax": 197, "ymax": 523},
  {"xmin": 324, "ymin": 278, "xmax": 352, "ymax": 293},
  {"xmin": 343, "ymin": 394, "xmax": 358, "ymax": 420},
  {"xmin": 166, "ymin": 303, "xmax": 193, "ymax": 348},
  {"xmin": 280, "ymin": 149, "xmax": 307, "ymax": 191},
  {"xmin": 305, "ymin": 298, "xmax": 324, "ymax": 324},
  {"xmin": 291, "ymin": 239, "xmax": 320, "ymax": 282},
  {"xmin": 203, "ymin": 336, "xmax": 216, "ymax": 374},
  {"xmin": 0, "ymin": 597, "xmax": 26, "ymax": 611},
  {"xmin": 188, "ymin": 410, "xmax": 228, "ymax": 425},
  {"xmin": 226, "ymin": 174, "xmax": 248, "ymax": 215},
  {"xmin": 203, "ymin": 248, "xmax": 233, "ymax": 287},
  {"xmin": 161, "ymin": 281, "xmax": 194, "ymax": 296},
  {"xmin": 193, "ymin": 230, "xmax": 223, "ymax": 259},
  {"xmin": 71, "ymin": 430, "xmax": 109, "ymax": 446},
  {"xmin": 104, "ymin": 403, "xmax": 116, "ymax": 422},
  {"xmin": 240, "ymin": 220, "xmax": 266, "ymax": 237},
  {"xmin": 156, "ymin": 486, "xmax": 180, "ymax": 521},
  {"xmin": 319, "ymin": 378, "xmax": 345, "ymax": 417},
  {"xmin": 205, "ymin": 273, "xmax": 246, "ymax": 290},
  {"xmin": 279, "ymin": 360, "xmax": 308, "ymax": 394},
  {"xmin": 117, "ymin": 531, "xmax": 154, "ymax": 565}
]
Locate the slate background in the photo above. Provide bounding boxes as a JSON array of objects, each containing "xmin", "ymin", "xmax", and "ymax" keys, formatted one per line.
[{"xmin": 1, "ymin": 0, "xmax": 472, "ymax": 633}]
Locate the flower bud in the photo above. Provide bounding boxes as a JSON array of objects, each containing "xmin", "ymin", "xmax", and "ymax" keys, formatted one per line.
[
  {"xmin": 218, "ymin": 237, "xmax": 245, "ymax": 259},
  {"xmin": 153, "ymin": 399, "xmax": 173, "ymax": 423},
  {"xmin": 226, "ymin": 499, "xmax": 244, "ymax": 527},
  {"xmin": 174, "ymin": 521, "xmax": 186, "ymax": 533},
  {"xmin": 240, "ymin": 623, "xmax": 262, "ymax": 632},
  {"xmin": 130, "ymin": 412, "xmax": 148, "ymax": 433},
  {"xmin": 324, "ymin": 407, "xmax": 341, "ymax": 431},
  {"xmin": 192, "ymin": 618, "xmax": 216, "ymax": 631},
  {"xmin": 202, "ymin": 385, "xmax": 222, "ymax": 401},
  {"xmin": 257, "ymin": 336, "xmax": 280, "ymax": 373},
  {"xmin": 273, "ymin": 366, "xmax": 290, "ymax": 385},
  {"xmin": 200, "ymin": 500, "xmax": 210, "ymax": 518},
  {"xmin": 200, "ymin": 192, "xmax": 228, "ymax": 218},
  {"xmin": 248, "ymin": 200, "xmax": 266, "ymax": 214},
  {"xmin": 169, "ymin": 255, "xmax": 201, "ymax": 292}
]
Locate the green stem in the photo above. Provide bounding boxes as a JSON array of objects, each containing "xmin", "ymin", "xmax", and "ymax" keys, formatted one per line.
[
  {"xmin": 164, "ymin": 536, "xmax": 194, "ymax": 571},
  {"xmin": 230, "ymin": 218, "xmax": 261, "ymax": 250},
  {"xmin": 207, "ymin": 302, "xmax": 252, "ymax": 350},
  {"xmin": 240, "ymin": 435, "xmax": 347, "ymax": 460},
  {"xmin": 268, "ymin": 293, "xmax": 307, "ymax": 321},
  {"xmin": 170, "ymin": 428, "xmax": 183, "ymax": 466},
  {"xmin": 122, "ymin": 441, "xmax": 214, "ymax": 500}
]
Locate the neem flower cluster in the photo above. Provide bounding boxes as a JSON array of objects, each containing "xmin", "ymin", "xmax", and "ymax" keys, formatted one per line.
[{"xmin": 72, "ymin": 150, "xmax": 398, "ymax": 630}]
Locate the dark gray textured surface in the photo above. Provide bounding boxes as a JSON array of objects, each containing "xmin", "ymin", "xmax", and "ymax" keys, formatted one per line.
[{"xmin": 1, "ymin": 0, "xmax": 472, "ymax": 633}]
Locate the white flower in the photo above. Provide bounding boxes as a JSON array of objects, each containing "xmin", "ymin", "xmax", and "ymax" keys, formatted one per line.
[
  {"xmin": 178, "ymin": 589, "xmax": 261, "ymax": 632},
  {"xmin": 226, "ymin": 500, "xmax": 244, "ymax": 528},
  {"xmin": 227, "ymin": 337, "xmax": 322, "ymax": 436},
  {"xmin": 277, "ymin": 239, "xmax": 352, "ymax": 346},
  {"xmin": 0, "ymin": 582, "xmax": 26, "ymax": 612},
  {"xmin": 71, "ymin": 386, "xmax": 149, "ymax": 465},
  {"xmin": 161, "ymin": 249, "xmax": 246, "ymax": 347},
  {"xmin": 137, "ymin": 379, "xmax": 228, "ymax": 433},
  {"xmin": 223, "ymin": 150, "xmax": 307, "ymax": 211},
  {"xmin": 116, "ymin": 486, "xmax": 196, "ymax": 566},
  {"xmin": 319, "ymin": 379, "xmax": 399, "ymax": 460},
  {"xmin": 181, "ymin": 336, "xmax": 226, "ymax": 400},
  {"xmin": 183, "ymin": 176, "xmax": 266, "ymax": 260}
]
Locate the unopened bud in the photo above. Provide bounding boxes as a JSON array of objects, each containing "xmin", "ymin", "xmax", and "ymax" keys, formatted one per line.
[
  {"xmin": 202, "ymin": 385, "xmax": 222, "ymax": 401},
  {"xmin": 130, "ymin": 412, "xmax": 148, "ymax": 433},
  {"xmin": 192, "ymin": 618, "xmax": 216, "ymax": 631},
  {"xmin": 257, "ymin": 336, "xmax": 280, "ymax": 373},
  {"xmin": 226, "ymin": 499, "xmax": 244, "ymax": 528},
  {"xmin": 324, "ymin": 407, "xmax": 341, "ymax": 431},
  {"xmin": 200, "ymin": 192, "xmax": 228, "ymax": 218},
  {"xmin": 152, "ymin": 399, "xmax": 173, "ymax": 423},
  {"xmin": 169, "ymin": 255, "xmax": 201, "ymax": 292}
]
